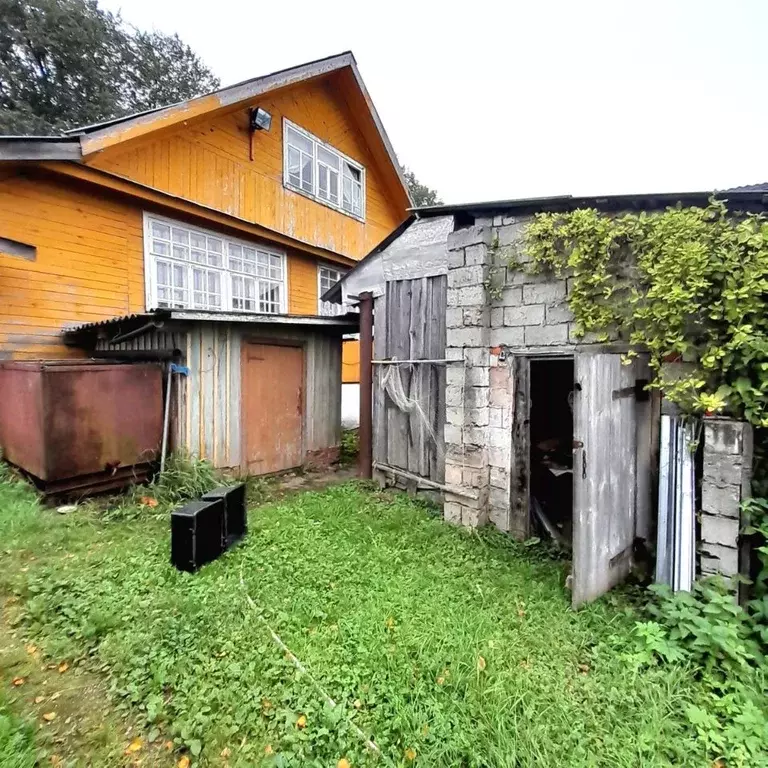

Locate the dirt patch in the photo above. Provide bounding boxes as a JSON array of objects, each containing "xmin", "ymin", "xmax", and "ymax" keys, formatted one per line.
[{"xmin": 0, "ymin": 599, "xmax": 174, "ymax": 767}]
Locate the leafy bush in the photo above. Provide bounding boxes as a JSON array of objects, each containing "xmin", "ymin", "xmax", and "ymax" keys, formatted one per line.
[
  {"xmin": 634, "ymin": 579, "xmax": 768, "ymax": 766},
  {"xmin": 340, "ymin": 428, "xmax": 359, "ymax": 465}
]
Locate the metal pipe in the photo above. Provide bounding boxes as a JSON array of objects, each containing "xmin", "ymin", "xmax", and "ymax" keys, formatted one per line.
[
  {"xmin": 372, "ymin": 358, "xmax": 452, "ymax": 365},
  {"xmin": 160, "ymin": 363, "xmax": 173, "ymax": 474},
  {"xmin": 109, "ymin": 320, "xmax": 164, "ymax": 345},
  {"xmin": 358, "ymin": 291, "xmax": 374, "ymax": 479},
  {"xmin": 87, "ymin": 349, "xmax": 181, "ymax": 361}
]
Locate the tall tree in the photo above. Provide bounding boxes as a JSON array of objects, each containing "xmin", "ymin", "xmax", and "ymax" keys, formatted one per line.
[
  {"xmin": 402, "ymin": 166, "xmax": 442, "ymax": 207},
  {"xmin": 0, "ymin": 0, "xmax": 219, "ymax": 135}
]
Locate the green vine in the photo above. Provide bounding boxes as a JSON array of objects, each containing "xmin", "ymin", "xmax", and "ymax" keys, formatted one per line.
[{"xmin": 523, "ymin": 200, "xmax": 768, "ymax": 426}]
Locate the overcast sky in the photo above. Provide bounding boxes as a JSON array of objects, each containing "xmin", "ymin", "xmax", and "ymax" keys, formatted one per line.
[{"xmin": 100, "ymin": 0, "xmax": 768, "ymax": 204}]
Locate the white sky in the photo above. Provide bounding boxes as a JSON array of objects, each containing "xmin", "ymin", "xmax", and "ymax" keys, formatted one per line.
[{"xmin": 100, "ymin": 0, "xmax": 768, "ymax": 204}]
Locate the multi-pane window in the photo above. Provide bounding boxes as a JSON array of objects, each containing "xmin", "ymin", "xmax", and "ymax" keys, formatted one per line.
[
  {"xmin": 318, "ymin": 265, "xmax": 347, "ymax": 316},
  {"xmin": 283, "ymin": 119, "xmax": 365, "ymax": 219},
  {"xmin": 145, "ymin": 216, "xmax": 285, "ymax": 314}
]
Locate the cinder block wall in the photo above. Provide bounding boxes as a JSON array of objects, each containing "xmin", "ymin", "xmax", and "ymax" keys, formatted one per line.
[{"xmin": 443, "ymin": 216, "xmax": 587, "ymax": 536}]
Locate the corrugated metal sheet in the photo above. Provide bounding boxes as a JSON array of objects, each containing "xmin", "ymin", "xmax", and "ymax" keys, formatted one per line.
[{"xmin": 101, "ymin": 321, "xmax": 341, "ymax": 471}]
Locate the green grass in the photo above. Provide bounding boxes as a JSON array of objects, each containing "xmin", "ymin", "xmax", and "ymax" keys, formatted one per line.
[
  {"xmin": 0, "ymin": 689, "xmax": 35, "ymax": 768},
  {"xmin": 0, "ymin": 469, "xmax": 743, "ymax": 767}
]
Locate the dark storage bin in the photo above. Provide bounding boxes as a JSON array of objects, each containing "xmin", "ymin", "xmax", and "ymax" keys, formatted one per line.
[
  {"xmin": 202, "ymin": 484, "xmax": 247, "ymax": 547},
  {"xmin": 0, "ymin": 359, "xmax": 163, "ymax": 493},
  {"xmin": 171, "ymin": 498, "xmax": 225, "ymax": 572}
]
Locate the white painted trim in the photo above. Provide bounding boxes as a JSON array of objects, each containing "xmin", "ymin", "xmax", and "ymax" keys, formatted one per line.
[
  {"xmin": 317, "ymin": 263, "xmax": 347, "ymax": 316},
  {"xmin": 283, "ymin": 118, "xmax": 366, "ymax": 222},
  {"xmin": 142, "ymin": 212, "xmax": 287, "ymax": 315}
]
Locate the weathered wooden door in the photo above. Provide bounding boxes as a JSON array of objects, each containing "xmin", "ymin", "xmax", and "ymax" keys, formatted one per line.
[
  {"xmin": 242, "ymin": 343, "xmax": 303, "ymax": 475},
  {"xmin": 572, "ymin": 352, "xmax": 637, "ymax": 608}
]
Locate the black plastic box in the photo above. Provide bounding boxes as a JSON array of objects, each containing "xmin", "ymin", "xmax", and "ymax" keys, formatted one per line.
[
  {"xmin": 202, "ymin": 484, "xmax": 247, "ymax": 547},
  {"xmin": 171, "ymin": 498, "xmax": 225, "ymax": 572}
]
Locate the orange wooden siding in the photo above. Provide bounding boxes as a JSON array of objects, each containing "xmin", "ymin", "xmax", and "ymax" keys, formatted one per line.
[
  {"xmin": 88, "ymin": 72, "xmax": 406, "ymax": 261},
  {"xmin": 342, "ymin": 339, "xmax": 360, "ymax": 383},
  {"xmin": 0, "ymin": 171, "xmax": 327, "ymax": 359}
]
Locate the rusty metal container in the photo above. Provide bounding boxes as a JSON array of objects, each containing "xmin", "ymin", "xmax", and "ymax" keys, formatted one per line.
[{"xmin": 0, "ymin": 360, "xmax": 163, "ymax": 494}]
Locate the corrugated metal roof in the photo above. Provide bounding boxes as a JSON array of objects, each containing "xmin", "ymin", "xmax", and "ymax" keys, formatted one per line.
[{"xmin": 65, "ymin": 309, "xmax": 358, "ymax": 335}]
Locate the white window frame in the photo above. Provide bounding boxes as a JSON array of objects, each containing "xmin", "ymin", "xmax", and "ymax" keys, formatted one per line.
[
  {"xmin": 283, "ymin": 118, "xmax": 366, "ymax": 221},
  {"xmin": 143, "ymin": 213, "xmax": 287, "ymax": 315},
  {"xmin": 317, "ymin": 264, "xmax": 347, "ymax": 316}
]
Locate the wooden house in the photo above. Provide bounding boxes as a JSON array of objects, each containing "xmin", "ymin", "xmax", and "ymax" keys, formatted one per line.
[{"xmin": 0, "ymin": 52, "xmax": 410, "ymax": 475}]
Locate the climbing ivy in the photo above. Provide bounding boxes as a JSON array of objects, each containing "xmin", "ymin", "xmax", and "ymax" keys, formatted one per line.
[{"xmin": 523, "ymin": 200, "xmax": 768, "ymax": 426}]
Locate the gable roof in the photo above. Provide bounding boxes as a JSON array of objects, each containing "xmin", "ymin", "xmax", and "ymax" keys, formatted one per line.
[{"xmin": 0, "ymin": 51, "xmax": 412, "ymax": 206}]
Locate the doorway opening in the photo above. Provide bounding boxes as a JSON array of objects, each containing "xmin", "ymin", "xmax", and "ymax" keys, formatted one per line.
[{"xmin": 529, "ymin": 358, "xmax": 575, "ymax": 549}]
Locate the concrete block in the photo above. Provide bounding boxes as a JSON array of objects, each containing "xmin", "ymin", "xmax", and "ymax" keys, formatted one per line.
[
  {"xmin": 488, "ymin": 427, "xmax": 510, "ymax": 448},
  {"xmin": 461, "ymin": 506, "xmax": 488, "ymax": 528},
  {"xmin": 446, "ymin": 307, "xmax": 463, "ymax": 328},
  {"xmin": 464, "ymin": 367, "xmax": 490, "ymax": 387},
  {"xmin": 444, "ymin": 501, "xmax": 463, "ymax": 525},
  {"xmin": 507, "ymin": 269, "xmax": 550, "ymax": 286},
  {"xmin": 546, "ymin": 302, "xmax": 574, "ymax": 324},
  {"xmin": 705, "ymin": 419, "xmax": 750, "ymax": 456},
  {"xmin": 464, "ymin": 347, "xmax": 489, "ymax": 367},
  {"xmin": 699, "ymin": 542, "xmax": 739, "ymax": 577},
  {"xmin": 447, "ymin": 288, "xmax": 461, "ymax": 308},
  {"xmin": 489, "ymin": 406, "xmax": 508, "ymax": 429},
  {"xmin": 703, "ymin": 453, "xmax": 744, "ymax": 488},
  {"xmin": 446, "ymin": 366, "xmax": 465, "ymax": 386},
  {"xmin": 445, "ymin": 346, "xmax": 463, "ymax": 361},
  {"xmin": 448, "ymin": 248, "xmax": 465, "ymax": 268},
  {"xmin": 445, "ymin": 407, "xmax": 464, "ymax": 427},
  {"xmin": 523, "ymin": 281, "xmax": 567, "ymax": 305},
  {"xmin": 444, "ymin": 424, "xmax": 463, "ymax": 444},
  {"xmin": 489, "ymin": 485, "xmax": 509, "ymax": 509},
  {"xmin": 568, "ymin": 325, "xmax": 611, "ymax": 344},
  {"xmin": 524, "ymin": 324, "xmax": 569, "ymax": 346},
  {"xmin": 500, "ymin": 286, "xmax": 523, "ymax": 306},
  {"xmin": 444, "ymin": 463, "xmax": 463, "ymax": 487},
  {"xmin": 462, "ymin": 426, "xmax": 486, "ymax": 445},
  {"xmin": 456, "ymin": 285, "xmax": 487, "ymax": 306},
  {"xmin": 448, "ymin": 327, "xmax": 487, "ymax": 348},
  {"xmin": 701, "ymin": 513, "xmax": 740, "ymax": 549},
  {"xmin": 490, "ymin": 466, "xmax": 508, "ymax": 488},
  {"xmin": 490, "ymin": 326, "xmax": 525, "ymax": 347},
  {"xmin": 487, "ymin": 445, "xmax": 510, "ymax": 469},
  {"xmin": 445, "ymin": 384, "xmax": 463, "ymax": 407},
  {"xmin": 491, "ymin": 307, "xmax": 504, "ymax": 327},
  {"xmin": 465, "ymin": 244, "xmax": 487, "ymax": 266},
  {"xmin": 447, "ymin": 226, "xmax": 492, "ymax": 251},
  {"xmin": 702, "ymin": 483, "xmax": 741, "ymax": 518},
  {"xmin": 449, "ymin": 265, "xmax": 486, "ymax": 289},
  {"xmin": 497, "ymin": 222, "xmax": 525, "ymax": 247},
  {"xmin": 489, "ymin": 505, "xmax": 510, "ymax": 532},
  {"xmin": 465, "ymin": 385, "xmax": 490, "ymax": 407},
  {"xmin": 446, "ymin": 443, "xmax": 484, "ymax": 468},
  {"xmin": 502, "ymin": 215, "xmax": 518, "ymax": 225},
  {"xmin": 505, "ymin": 305, "xmax": 543, "ymax": 327},
  {"xmin": 462, "ymin": 307, "xmax": 487, "ymax": 327},
  {"xmin": 466, "ymin": 408, "xmax": 489, "ymax": 426},
  {"xmin": 493, "ymin": 215, "xmax": 504, "ymax": 227},
  {"xmin": 462, "ymin": 467, "xmax": 486, "ymax": 488}
]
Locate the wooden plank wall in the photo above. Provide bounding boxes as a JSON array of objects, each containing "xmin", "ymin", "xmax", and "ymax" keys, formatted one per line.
[{"xmin": 373, "ymin": 275, "xmax": 446, "ymax": 484}]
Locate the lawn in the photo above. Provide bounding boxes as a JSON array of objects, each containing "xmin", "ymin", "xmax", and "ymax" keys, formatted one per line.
[{"xmin": 0, "ymin": 466, "xmax": 725, "ymax": 767}]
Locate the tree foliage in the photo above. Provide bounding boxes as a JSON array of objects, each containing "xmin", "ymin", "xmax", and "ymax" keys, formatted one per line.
[
  {"xmin": 523, "ymin": 200, "xmax": 768, "ymax": 426},
  {"xmin": 402, "ymin": 166, "xmax": 441, "ymax": 207},
  {"xmin": 0, "ymin": 0, "xmax": 220, "ymax": 135}
]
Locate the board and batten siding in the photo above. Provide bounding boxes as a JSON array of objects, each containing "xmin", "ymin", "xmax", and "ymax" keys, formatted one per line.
[
  {"xmin": 97, "ymin": 322, "xmax": 341, "ymax": 471},
  {"xmin": 373, "ymin": 275, "xmax": 447, "ymax": 484},
  {"xmin": 87, "ymin": 71, "xmax": 407, "ymax": 261},
  {"xmin": 0, "ymin": 171, "xmax": 331, "ymax": 359}
]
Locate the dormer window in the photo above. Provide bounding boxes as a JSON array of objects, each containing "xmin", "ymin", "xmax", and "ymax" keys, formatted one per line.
[{"xmin": 283, "ymin": 119, "xmax": 365, "ymax": 220}]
